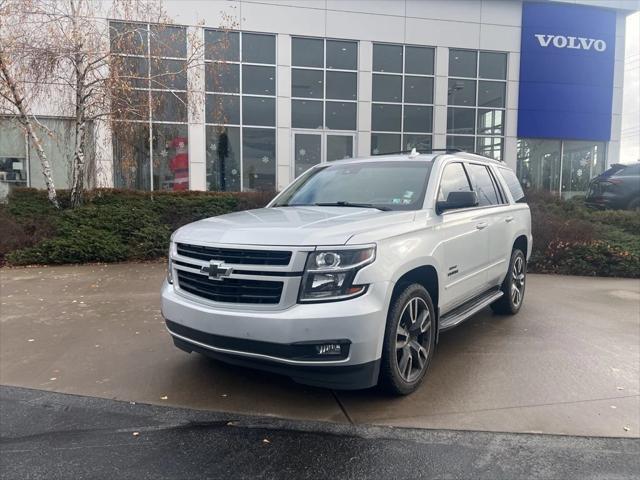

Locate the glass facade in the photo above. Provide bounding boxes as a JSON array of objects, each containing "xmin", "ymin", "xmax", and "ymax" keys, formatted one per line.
[
  {"xmin": 205, "ymin": 29, "xmax": 276, "ymax": 191},
  {"xmin": 447, "ymin": 50, "xmax": 507, "ymax": 161},
  {"xmin": 517, "ymin": 139, "xmax": 606, "ymax": 198},
  {"xmin": 371, "ymin": 43, "xmax": 435, "ymax": 155},
  {"xmin": 110, "ymin": 21, "xmax": 189, "ymax": 191},
  {"xmin": 0, "ymin": 117, "xmax": 77, "ymax": 199}
]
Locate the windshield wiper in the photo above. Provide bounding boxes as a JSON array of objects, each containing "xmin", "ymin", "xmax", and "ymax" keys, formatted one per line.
[{"xmin": 314, "ymin": 201, "xmax": 392, "ymax": 211}]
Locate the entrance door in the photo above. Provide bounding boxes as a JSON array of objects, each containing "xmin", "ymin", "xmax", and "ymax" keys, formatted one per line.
[
  {"xmin": 292, "ymin": 131, "xmax": 355, "ymax": 178},
  {"xmin": 293, "ymin": 133, "xmax": 322, "ymax": 178}
]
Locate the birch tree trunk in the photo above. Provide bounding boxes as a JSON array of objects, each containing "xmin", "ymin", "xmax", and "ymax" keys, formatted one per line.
[
  {"xmin": 0, "ymin": 51, "xmax": 59, "ymax": 208},
  {"xmin": 70, "ymin": 51, "xmax": 87, "ymax": 208}
]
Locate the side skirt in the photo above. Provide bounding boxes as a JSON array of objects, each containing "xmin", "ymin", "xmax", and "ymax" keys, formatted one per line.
[{"xmin": 439, "ymin": 287, "xmax": 503, "ymax": 332}]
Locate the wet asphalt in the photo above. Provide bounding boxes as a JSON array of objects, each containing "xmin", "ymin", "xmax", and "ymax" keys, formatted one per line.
[{"xmin": 1, "ymin": 385, "xmax": 639, "ymax": 480}]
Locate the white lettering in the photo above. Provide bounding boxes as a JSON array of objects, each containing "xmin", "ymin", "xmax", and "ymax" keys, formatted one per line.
[
  {"xmin": 578, "ymin": 37, "xmax": 596, "ymax": 50},
  {"xmin": 593, "ymin": 39, "xmax": 606, "ymax": 52},
  {"xmin": 534, "ymin": 33, "xmax": 607, "ymax": 52},
  {"xmin": 534, "ymin": 34, "xmax": 553, "ymax": 47},
  {"xmin": 566, "ymin": 36, "xmax": 581, "ymax": 49},
  {"xmin": 552, "ymin": 36, "xmax": 568, "ymax": 48}
]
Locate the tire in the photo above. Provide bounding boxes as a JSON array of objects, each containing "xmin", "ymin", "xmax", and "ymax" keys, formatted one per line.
[
  {"xmin": 491, "ymin": 248, "xmax": 526, "ymax": 315},
  {"xmin": 379, "ymin": 283, "xmax": 436, "ymax": 395}
]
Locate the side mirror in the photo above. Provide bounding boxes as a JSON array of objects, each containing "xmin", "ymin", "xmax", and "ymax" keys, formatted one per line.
[{"xmin": 436, "ymin": 191, "xmax": 478, "ymax": 214}]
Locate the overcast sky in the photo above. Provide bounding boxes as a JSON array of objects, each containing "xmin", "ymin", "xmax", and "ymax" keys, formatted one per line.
[{"xmin": 620, "ymin": 11, "xmax": 640, "ymax": 163}]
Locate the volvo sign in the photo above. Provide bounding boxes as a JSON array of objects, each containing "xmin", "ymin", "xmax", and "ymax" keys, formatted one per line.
[
  {"xmin": 518, "ymin": 2, "xmax": 616, "ymax": 141},
  {"xmin": 534, "ymin": 34, "xmax": 607, "ymax": 52}
]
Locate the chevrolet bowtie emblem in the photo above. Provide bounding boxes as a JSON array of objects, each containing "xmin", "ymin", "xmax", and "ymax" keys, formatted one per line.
[{"xmin": 201, "ymin": 260, "xmax": 233, "ymax": 280}]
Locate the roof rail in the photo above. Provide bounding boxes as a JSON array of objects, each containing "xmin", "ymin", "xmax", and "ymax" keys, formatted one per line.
[{"xmin": 371, "ymin": 148, "xmax": 463, "ymax": 156}]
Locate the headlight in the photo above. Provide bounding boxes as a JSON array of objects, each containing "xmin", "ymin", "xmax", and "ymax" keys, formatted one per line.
[
  {"xmin": 299, "ymin": 246, "xmax": 375, "ymax": 302},
  {"xmin": 167, "ymin": 242, "xmax": 175, "ymax": 284}
]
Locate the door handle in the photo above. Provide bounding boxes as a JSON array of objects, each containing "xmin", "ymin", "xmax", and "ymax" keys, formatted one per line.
[
  {"xmin": 505, "ymin": 216, "xmax": 514, "ymax": 223},
  {"xmin": 475, "ymin": 221, "xmax": 488, "ymax": 230}
]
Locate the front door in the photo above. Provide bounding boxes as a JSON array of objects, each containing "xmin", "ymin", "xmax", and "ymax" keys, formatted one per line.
[{"xmin": 292, "ymin": 131, "xmax": 355, "ymax": 178}]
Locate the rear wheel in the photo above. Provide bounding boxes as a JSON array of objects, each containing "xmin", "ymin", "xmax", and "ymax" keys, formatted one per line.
[
  {"xmin": 491, "ymin": 248, "xmax": 526, "ymax": 315},
  {"xmin": 379, "ymin": 284, "xmax": 436, "ymax": 395}
]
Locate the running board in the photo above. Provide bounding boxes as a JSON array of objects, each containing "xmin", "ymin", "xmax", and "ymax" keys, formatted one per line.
[{"xmin": 439, "ymin": 289, "xmax": 503, "ymax": 332}]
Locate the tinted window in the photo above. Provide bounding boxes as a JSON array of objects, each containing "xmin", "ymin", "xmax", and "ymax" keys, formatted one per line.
[
  {"xmin": 204, "ymin": 30, "xmax": 239, "ymax": 62},
  {"xmin": 479, "ymin": 52, "xmax": 507, "ymax": 80},
  {"xmin": 151, "ymin": 123, "xmax": 188, "ymax": 191},
  {"xmin": 292, "ymin": 69, "xmax": 324, "ymax": 98},
  {"xmin": 150, "ymin": 59, "xmax": 187, "ymax": 90},
  {"xmin": 206, "ymin": 63, "xmax": 240, "ymax": 92},
  {"xmin": 449, "ymin": 49, "xmax": 477, "ymax": 77},
  {"xmin": 371, "ymin": 133, "xmax": 401, "ymax": 155},
  {"xmin": 326, "ymin": 40, "xmax": 357, "ymax": 70},
  {"xmin": 447, "ymin": 108, "xmax": 475, "ymax": 134},
  {"xmin": 404, "ymin": 76, "xmax": 433, "ymax": 104},
  {"xmin": 478, "ymin": 81, "xmax": 505, "ymax": 108},
  {"xmin": 292, "ymin": 37, "xmax": 323, "ymax": 67},
  {"xmin": 405, "ymin": 46, "xmax": 434, "ymax": 75},
  {"xmin": 325, "ymin": 102, "xmax": 356, "ymax": 130},
  {"xmin": 242, "ymin": 33, "xmax": 275, "ymax": 64},
  {"xmin": 372, "ymin": 104, "xmax": 401, "ymax": 132},
  {"xmin": 242, "ymin": 96, "xmax": 275, "ymax": 126},
  {"xmin": 438, "ymin": 162, "xmax": 472, "ymax": 202},
  {"xmin": 372, "ymin": 74, "xmax": 402, "ymax": 102},
  {"xmin": 373, "ymin": 44, "xmax": 403, "ymax": 73},
  {"xmin": 242, "ymin": 128, "xmax": 275, "ymax": 191},
  {"xmin": 403, "ymin": 106, "xmax": 432, "ymax": 133},
  {"xmin": 326, "ymin": 71, "xmax": 357, "ymax": 100},
  {"xmin": 448, "ymin": 79, "xmax": 476, "ymax": 106},
  {"xmin": 110, "ymin": 22, "xmax": 148, "ymax": 55},
  {"xmin": 403, "ymin": 134, "xmax": 432, "ymax": 151},
  {"xmin": 150, "ymin": 25, "xmax": 187, "ymax": 58},
  {"xmin": 466, "ymin": 163, "xmax": 499, "ymax": 206},
  {"xmin": 292, "ymin": 100, "xmax": 323, "ymax": 129},
  {"xmin": 499, "ymin": 167, "xmax": 525, "ymax": 203},
  {"xmin": 446, "ymin": 135, "xmax": 475, "ymax": 152},
  {"xmin": 207, "ymin": 126, "xmax": 241, "ymax": 191},
  {"xmin": 242, "ymin": 65, "xmax": 275, "ymax": 95},
  {"xmin": 206, "ymin": 94, "xmax": 240, "ymax": 125},
  {"xmin": 151, "ymin": 91, "xmax": 187, "ymax": 122}
]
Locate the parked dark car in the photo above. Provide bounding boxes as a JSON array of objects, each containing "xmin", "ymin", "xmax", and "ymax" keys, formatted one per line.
[{"xmin": 586, "ymin": 163, "xmax": 640, "ymax": 210}]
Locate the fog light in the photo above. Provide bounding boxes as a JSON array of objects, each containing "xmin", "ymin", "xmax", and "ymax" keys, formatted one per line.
[{"xmin": 316, "ymin": 343, "xmax": 342, "ymax": 355}]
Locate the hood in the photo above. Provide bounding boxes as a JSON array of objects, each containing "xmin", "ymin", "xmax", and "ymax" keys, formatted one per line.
[{"xmin": 173, "ymin": 206, "xmax": 416, "ymax": 246}]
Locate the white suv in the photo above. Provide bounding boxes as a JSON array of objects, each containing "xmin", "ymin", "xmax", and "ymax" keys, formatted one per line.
[{"xmin": 161, "ymin": 151, "xmax": 532, "ymax": 394}]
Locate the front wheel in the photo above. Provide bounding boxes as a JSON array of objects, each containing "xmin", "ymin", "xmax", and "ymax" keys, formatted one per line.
[
  {"xmin": 379, "ymin": 284, "xmax": 436, "ymax": 395},
  {"xmin": 491, "ymin": 248, "xmax": 526, "ymax": 315}
]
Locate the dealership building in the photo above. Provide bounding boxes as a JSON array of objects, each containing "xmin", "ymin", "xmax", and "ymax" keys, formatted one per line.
[{"xmin": 1, "ymin": 0, "xmax": 638, "ymax": 198}]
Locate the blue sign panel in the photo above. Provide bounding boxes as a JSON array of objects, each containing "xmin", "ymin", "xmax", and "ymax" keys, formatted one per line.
[{"xmin": 518, "ymin": 2, "xmax": 616, "ymax": 141}]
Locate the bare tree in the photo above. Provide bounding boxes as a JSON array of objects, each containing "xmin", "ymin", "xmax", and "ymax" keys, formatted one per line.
[
  {"xmin": 0, "ymin": 0, "xmax": 213, "ymax": 207},
  {"xmin": 0, "ymin": 0, "xmax": 60, "ymax": 207}
]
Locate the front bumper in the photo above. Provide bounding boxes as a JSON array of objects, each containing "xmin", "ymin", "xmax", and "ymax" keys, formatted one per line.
[{"xmin": 161, "ymin": 280, "xmax": 391, "ymax": 389}]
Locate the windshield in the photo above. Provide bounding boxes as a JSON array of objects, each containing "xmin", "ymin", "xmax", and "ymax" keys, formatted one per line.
[{"xmin": 272, "ymin": 161, "xmax": 432, "ymax": 211}]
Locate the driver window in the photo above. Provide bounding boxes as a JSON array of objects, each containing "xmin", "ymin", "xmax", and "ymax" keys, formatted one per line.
[{"xmin": 438, "ymin": 162, "xmax": 472, "ymax": 202}]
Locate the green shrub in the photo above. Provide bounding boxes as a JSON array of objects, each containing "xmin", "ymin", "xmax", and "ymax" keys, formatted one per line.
[
  {"xmin": 3, "ymin": 188, "xmax": 275, "ymax": 266},
  {"xmin": 530, "ymin": 240, "xmax": 640, "ymax": 278}
]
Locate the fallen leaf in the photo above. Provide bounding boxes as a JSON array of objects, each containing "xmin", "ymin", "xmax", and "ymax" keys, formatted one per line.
[
  {"xmin": 28, "ymin": 339, "xmax": 35, "ymax": 342},
  {"xmin": 610, "ymin": 405, "xmax": 617, "ymax": 409},
  {"xmin": 132, "ymin": 432, "xmax": 140, "ymax": 436},
  {"xmin": 221, "ymin": 394, "xmax": 228, "ymax": 398},
  {"xmin": 49, "ymin": 377, "xmax": 57, "ymax": 381},
  {"xmin": 263, "ymin": 439, "xmax": 270, "ymax": 444},
  {"xmin": 160, "ymin": 395, "xmax": 168, "ymax": 400},
  {"xmin": 617, "ymin": 386, "xmax": 625, "ymax": 391},
  {"xmin": 623, "ymin": 426, "xmax": 630, "ymax": 432}
]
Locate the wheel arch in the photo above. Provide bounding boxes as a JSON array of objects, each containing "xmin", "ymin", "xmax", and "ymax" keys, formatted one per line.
[{"xmin": 391, "ymin": 264, "xmax": 441, "ymax": 342}]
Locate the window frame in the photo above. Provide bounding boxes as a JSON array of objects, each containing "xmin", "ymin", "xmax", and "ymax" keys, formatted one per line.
[
  {"xmin": 110, "ymin": 20, "xmax": 190, "ymax": 191},
  {"xmin": 371, "ymin": 42, "xmax": 436, "ymax": 155},
  {"xmin": 446, "ymin": 48, "xmax": 508, "ymax": 161},
  {"xmin": 464, "ymin": 162, "xmax": 501, "ymax": 207},
  {"xmin": 291, "ymin": 36, "xmax": 359, "ymax": 134},
  {"xmin": 204, "ymin": 29, "xmax": 278, "ymax": 191}
]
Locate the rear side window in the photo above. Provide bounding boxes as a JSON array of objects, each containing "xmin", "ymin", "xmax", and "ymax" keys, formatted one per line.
[
  {"xmin": 438, "ymin": 162, "xmax": 471, "ymax": 202},
  {"xmin": 466, "ymin": 163, "xmax": 500, "ymax": 206},
  {"xmin": 617, "ymin": 164, "xmax": 640, "ymax": 176},
  {"xmin": 498, "ymin": 167, "xmax": 525, "ymax": 203}
]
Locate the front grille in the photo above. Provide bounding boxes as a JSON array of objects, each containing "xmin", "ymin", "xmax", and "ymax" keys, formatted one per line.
[
  {"xmin": 177, "ymin": 243, "xmax": 292, "ymax": 266},
  {"xmin": 177, "ymin": 270, "xmax": 283, "ymax": 304}
]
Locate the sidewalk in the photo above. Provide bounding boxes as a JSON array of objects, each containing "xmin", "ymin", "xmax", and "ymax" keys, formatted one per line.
[{"xmin": 1, "ymin": 263, "xmax": 638, "ymax": 437}]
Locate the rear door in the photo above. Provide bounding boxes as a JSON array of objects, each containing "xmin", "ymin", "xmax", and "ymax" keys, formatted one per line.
[{"xmin": 465, "ymin": 162, "xmax": 511, "ymax": 286}]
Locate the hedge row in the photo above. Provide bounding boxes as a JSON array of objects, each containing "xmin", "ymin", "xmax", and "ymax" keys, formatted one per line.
[
  {"xmin": 1, "ymin": 188, "xmax": 275, "ymax": 265},
  {"xmin": 1, "ymin": 188, "xmax": 638, "ymax": 278}
]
